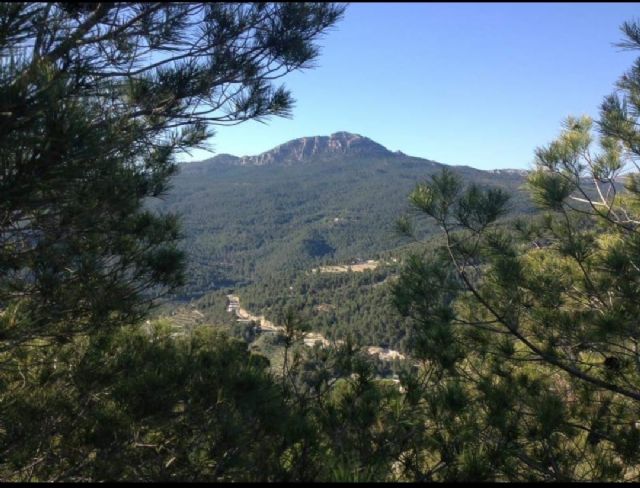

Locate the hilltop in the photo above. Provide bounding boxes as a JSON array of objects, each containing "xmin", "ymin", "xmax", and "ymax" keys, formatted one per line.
[
  {"xmin": 202, "ymin": 132, "xmax": 393, "ymax": 166},
  {"xmin": 155, "ymin": 132, "xmax": 533, "ymax": 296}
]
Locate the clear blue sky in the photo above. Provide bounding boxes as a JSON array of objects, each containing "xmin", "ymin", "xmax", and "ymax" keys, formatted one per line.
[{"xmin": 179, "ymin": 2, "xmax": 640, "ymax": 170}]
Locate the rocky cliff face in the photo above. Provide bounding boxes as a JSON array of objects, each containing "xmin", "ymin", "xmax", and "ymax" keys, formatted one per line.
[
  {"xmin": 242, "ymin": 132, "xmax": 391, "ymax": 165},
  {"xmin": 203, "ymin": 132, "xmax": 394, "ymax": 167},
  {"xmin": 184, "ymin": 132, "xmax": 530, "ymax": 177}
]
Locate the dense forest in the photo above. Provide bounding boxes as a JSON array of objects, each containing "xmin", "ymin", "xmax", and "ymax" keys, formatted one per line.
[
  {"xmin": 154, "ymin": 139, "xmax": 532, "ymax": 296},
  {"xmin": 4, "ymin": 2, "xmax": 640, "ymax": 482}
]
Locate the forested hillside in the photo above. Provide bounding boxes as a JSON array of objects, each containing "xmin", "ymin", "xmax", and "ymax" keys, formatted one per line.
[
  {"xmin": 6, "ymin": 2, "xmax": 640, "ymax": 482},
  {"xmin": 157, "ymin": 132, "xmax": 532, "ymax": 296}
]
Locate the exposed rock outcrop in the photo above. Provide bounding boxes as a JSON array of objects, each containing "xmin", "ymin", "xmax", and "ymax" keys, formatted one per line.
[{"xmin": 202, "ymin": 132, "xmax": 394, "ymax": 167}]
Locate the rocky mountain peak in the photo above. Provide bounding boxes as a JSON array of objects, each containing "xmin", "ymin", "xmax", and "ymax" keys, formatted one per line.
[{"xmin": 234, "ymin": 131, "xmax": 393, "ymax": 166}]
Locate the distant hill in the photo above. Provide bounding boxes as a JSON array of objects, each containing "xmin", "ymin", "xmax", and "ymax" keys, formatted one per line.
[
  {"xmin": 193, "ymin": 132, "xmax": 393, "ymax": 167},
  {"xmin": 155, "ymin": 132, "xmax": 533, "ymax": 297}
]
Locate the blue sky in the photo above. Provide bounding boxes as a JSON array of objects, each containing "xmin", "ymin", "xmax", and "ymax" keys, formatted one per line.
[{"xmin": 179, "ymin": 2, "xmax": 640, "ymax": 170}]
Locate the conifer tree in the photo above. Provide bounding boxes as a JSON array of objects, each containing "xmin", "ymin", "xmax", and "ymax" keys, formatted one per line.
[
  {"xmin": 394, "ymin": 19, "xmax": 640, "ymax": 481},
  {"xmin": 0, "ymin": 2, "xmax": 345, "ymax": 343},
  {"xmin": 0, "ymin": 2, "xmax": 346, "ymax": 481}
]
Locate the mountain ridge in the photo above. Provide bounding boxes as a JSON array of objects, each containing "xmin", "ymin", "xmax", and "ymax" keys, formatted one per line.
[
  {"xmin": 199, "ymin": 131, "xmax": 394, "ymax": 167},
  {"xmin": 186, "ymin": 131, "xmax": 527, "ymax": 174},
  {"xmin": 160, "ymin": 132, "xmax": 534, "ymax": 296}
]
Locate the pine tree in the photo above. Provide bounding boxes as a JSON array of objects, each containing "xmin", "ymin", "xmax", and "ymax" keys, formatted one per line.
[
  {"xmin": 0, "ymin": 1, "xmax": 345, "ymax": 343},
  {"xmin": 393, "ymin": 19, "xmax": 640, "ymax": 481},
  {"xmin": 0, "ymin": 2, "xmax": 346, "ymax": 481}
]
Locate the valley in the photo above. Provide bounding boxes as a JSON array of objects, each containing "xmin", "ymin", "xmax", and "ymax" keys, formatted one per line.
[
  {"xmin": 7, "ymin": 2, "xmax": 640, "ymax": 481},
  {"xmin": 225, "ymin": 293, "xmax": 406, "ymax": 358},
  {"xmin": 155, "ymin": 131, "xmax": 536, "ymax": 361}
]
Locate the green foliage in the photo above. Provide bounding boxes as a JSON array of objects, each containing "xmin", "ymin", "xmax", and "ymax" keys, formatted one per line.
[
  {"xmin": 155, "ymin": 149, "xmax": 531, "ymax": 296},
  {"xmin": 526, "ymin": 169, "xmax": 576, "ymax": 211},
  {"xmin": 0, "ymin": 2, "xmax": 365, "ymax": 482},
  {"xmin": 456, "ymin": 184, "xmax": 511, "ymax": 232},
  {"xmin": 239, "ymin": 256, "xmax": 413, "ymax": 351},
  {"xmin": 7, "ymin": 2, "xmax": 640, "ymax": 483},
  {"xmin": 0, "ymin": 323, "xmax": 310, "ymax": 481},
  {"xmin": 391, "ymin": 19, "xmax": 640, "ymax": 481},
  {"xmin": 392, "ymin": 253, "xmax": 461, "ymax": 368},
  {"xmin": 0, "ymin": 1, "xmax": 345, "ymax": 341}
]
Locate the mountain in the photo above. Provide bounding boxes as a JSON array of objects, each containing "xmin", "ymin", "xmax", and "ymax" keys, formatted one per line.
[
  {"xmin": 200, "ymin": 132, "xmax": 394, "ymax": 167},
  {"xmin": 157, "ymin": 132, "xmax": 533, "ymax": 297}
]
